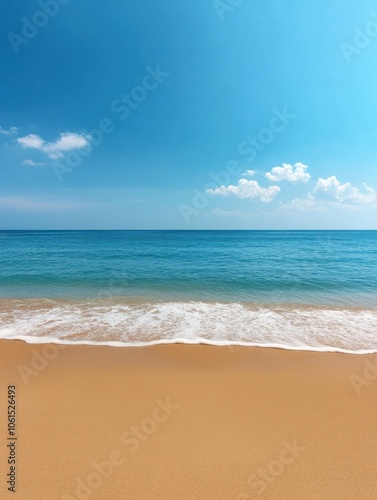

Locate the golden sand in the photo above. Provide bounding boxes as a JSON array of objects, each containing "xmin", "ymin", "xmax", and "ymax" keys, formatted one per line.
[{"xmin": 0, "ymin": 340, "xmax": 376, "ymax": 499}]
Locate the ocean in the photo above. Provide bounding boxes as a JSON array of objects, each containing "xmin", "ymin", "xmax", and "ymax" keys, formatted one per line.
[{"xmin": 0, "ymin": 230, "xmax": 377, "ymax": 353}]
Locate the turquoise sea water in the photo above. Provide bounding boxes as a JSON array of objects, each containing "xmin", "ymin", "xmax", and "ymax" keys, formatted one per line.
[{"xmin": 0, "ymin": 230, "xmax": 377, "ymax": 352}]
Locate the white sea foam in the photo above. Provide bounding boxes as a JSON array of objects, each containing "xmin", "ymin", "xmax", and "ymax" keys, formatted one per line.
[{"xmin": 0, "ymin": 299, "xmax": 377, "ymax": 353}]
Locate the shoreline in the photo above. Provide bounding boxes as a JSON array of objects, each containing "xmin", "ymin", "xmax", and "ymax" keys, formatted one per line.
[
  {"xmin": 1, "ymin": 299, "xmax": 377, "ymax": 354},
  {"xmin": 1, "ymin": 339, "xmax": 377, "ymax": 499},
  {"xmin": 1, "ymin": 296, "xmax": 377, "ymax": 308},
  {"xmin": 2, "ymin": 336, "xmax": 377, "ymax": 355}
]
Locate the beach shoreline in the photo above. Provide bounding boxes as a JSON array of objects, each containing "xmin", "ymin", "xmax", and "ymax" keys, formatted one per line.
[
  {"xmin": 1, "ymin": 339, "xmax": 376, "ymax": 499},
  {"xmin": 1, "ymin": 298, "xmax": 377, "ymax": 353}
]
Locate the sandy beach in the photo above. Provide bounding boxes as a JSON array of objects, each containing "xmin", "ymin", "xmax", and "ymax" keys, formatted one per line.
[{"xmin": 0, "ymin": 340, "xmax": 377, "ymax": 499}]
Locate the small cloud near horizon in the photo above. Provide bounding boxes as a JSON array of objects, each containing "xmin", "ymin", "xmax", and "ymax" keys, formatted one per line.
[{"xmin": 207, "ymin": 179, "xmax": 281, "ymax": 203}]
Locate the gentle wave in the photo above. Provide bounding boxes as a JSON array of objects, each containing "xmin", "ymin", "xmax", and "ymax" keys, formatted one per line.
[{"xmin": 1, "ymin": 299, "xmax": 377, "ymax": 354}]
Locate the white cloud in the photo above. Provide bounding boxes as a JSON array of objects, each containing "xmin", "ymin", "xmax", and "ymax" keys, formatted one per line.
[
  {"xmin": 18, "ymin": 134, "xmax": 44, "ymax": 149},
  {"xmin": 22, "ymin": 159, "xmax": 48, "ymax": 167},
  {"xmin": 281, "ymin": 176, "xmax": 377, "ymax": 214},
  {"xmin": 313, "ymin": 176, "xmax": 376, "ymax": 204},
  {"xmin": 241, "ymin": 169, "xmax": 256, "ymax": 177},
  {"xmin": 17, "ymin": 132, "xmax": 91, "ymax": 159},
  {"xmin": 0, "ymin": 126, "xmax": 18, "ymax": 136},
  {"xmin": 207, "ymin": 179, "xmax": 280, "ymax": 203},
  {"xmin": 265, "ymin": 162, "xmax": 311, "ymax": 183}
]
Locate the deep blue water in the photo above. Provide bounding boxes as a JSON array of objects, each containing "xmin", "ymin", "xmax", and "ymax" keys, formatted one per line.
[{"xmin": 1, "ymin": 230, "xmax": 377, "ymax": 306}]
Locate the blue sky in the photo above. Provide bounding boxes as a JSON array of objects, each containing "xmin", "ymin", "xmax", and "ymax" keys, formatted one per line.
[{"xmin": 1, "ymin": 0, "xmax": 377, "ymax": 229}]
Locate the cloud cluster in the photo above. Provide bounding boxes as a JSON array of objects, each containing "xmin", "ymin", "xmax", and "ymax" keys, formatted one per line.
[
  {"xmin": 313, "ymin": 176, "xmax": 376, "ymax": 204},
  {"xmin": 207, "ymin": 179, "xmax": 281, "ymax": 203},
  {"xmin": 265, "ymin": 162, "xmax": 311, "ymax": 183},
  {"xmin": 17, "ymin": 132, "xmax": 91, "ymax": 160},
  {"xmin": 206, "ymin": 161, "xmax": 376, "ymax": 215}
]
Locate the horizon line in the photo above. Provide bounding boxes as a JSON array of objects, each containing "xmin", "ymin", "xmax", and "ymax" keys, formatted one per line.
[{"xmin": 1, "ymin": 229, "xmax": 377, "ymax": 232}]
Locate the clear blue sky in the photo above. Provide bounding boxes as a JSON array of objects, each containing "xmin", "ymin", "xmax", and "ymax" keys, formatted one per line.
[{"xmin": 1, "ymin": 0, "xmax": 377, "ymax": 229}]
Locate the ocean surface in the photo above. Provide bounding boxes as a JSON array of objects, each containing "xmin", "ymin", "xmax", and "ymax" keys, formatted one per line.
[{"xmin": 0, "ymin": 230, "xmax": 377, "ymax": 353}]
